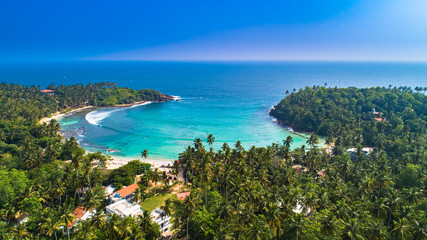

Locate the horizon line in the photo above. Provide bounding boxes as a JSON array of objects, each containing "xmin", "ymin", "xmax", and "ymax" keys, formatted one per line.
[{"xmin": 1, "ymin": 59, "xmax": 427, "ymax": 64}]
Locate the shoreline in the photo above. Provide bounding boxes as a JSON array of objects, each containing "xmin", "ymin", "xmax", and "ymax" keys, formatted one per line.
[
  {"xmin": 39, "ymin": 106, "xmax": 95, "ymax": 124},
  {"xmin": 105, "ymin": 155, "xmax": 174, "ymax": 170},
  {"xmin": 40, "ymin": 98, "xmax": 177, "ymax": 170},
  {"xmin": 39, "ymin": 99, "xmax": 164, "ymax": 124}
]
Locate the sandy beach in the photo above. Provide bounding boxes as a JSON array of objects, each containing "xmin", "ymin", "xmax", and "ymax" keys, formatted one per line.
[
  {"xmin": 39, "ymin": 106, "xmax": 94, "ymax": 124},
  {"xmin": 39, "ymin": 100, "xmax": 154, "ymax": 125},
  {"xmin": 106, "ymin": 155, "xmax": 174, "ymax": 171}
]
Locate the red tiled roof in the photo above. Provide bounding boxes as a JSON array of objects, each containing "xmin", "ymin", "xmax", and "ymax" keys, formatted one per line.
[
  {"xmin": 177, "ymin": 192, "xmax": 191, "ymax": 200},
  {"xmin": 110, "ymin": 183, "xmax": 139, "ymax": 198},
  {"xmin": 68, "ymin": 206, "xmax": 87, "ymax": 227},
  {"xmin": 41, "ymin": 89, "xmax": 55, "ymax": 93},
  {"xmin": 73, "ymin": 206, "xmax": 86, "ymax": 219}
]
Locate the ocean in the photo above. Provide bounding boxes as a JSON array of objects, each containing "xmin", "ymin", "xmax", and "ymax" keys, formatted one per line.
[{"xmin": 1, "ymin": 61, "xmax": 426, "ymax": 160}]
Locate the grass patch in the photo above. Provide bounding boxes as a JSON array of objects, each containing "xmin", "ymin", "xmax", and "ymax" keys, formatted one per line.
[{"xmin": 140, "ymin": 192, "xmax": 177, "ymax": 211}]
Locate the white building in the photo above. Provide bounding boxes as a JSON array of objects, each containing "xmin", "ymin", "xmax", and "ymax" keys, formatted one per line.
[
  {"xmin": 106, "ymin": 199, "xmax": 143, "ymax": 218},
  {"xmin": 151, "ymin": 208, "xmax": 172, "ymax": 233},
  {"xmin": 346, "ymin": 147, "xmax": 373, "ymax": 161}
]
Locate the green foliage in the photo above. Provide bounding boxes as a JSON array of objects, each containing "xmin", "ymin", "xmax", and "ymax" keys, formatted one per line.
[
  {"xmin": 0, "ymin": 82, "xmax": 170, "ymax": 238},
  {"xmin": 0, "ymin": 169, "xmax": 28, "ymax": 209},
  {"xmin": 173, "ymin": 124, "xmax": 426, "ymax": 239},
  {"xmin": 399, "ymin": 163, "xmax": 422, "ymax": 188},
  {"xmin": 109, "ymin": 160, "xmax": 151, "ymax": 187},
  {"xmin": 271, "ymin": 86, "xmax": 426, "ymax": 154}
]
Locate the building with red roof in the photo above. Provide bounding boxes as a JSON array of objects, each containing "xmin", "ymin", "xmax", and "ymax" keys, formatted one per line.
[
  {"xmin": 108, "ymin": 183, "xmax": 140, "ymax": 203},
  {"xmin": 41, "ymin": 89, "xmax": 55, "ymax": 96},
  {"xmin": 176, "ymin": 192, "xmax": 191, "ymax": 201}
]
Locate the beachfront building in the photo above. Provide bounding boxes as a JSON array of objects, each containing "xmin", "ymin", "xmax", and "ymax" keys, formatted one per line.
[
  {"xmin": 41, "ymin": 89, "xmax": 55, "ymax": 96},
  {"xmin": 106, "ymin": 199, "xmax": 143, "ymax": 218},
  {"xmin": 176, "ymin": 191, "xmax": 191, "ymax": 201},
  {"xmin": 346, "ymin": 147, "xmax": 373, "ymax": 161},
  {"xmin": 151, "ymin": 208, "xmax": 172, "ymax": 233},
  {"xmin": 107, "ymin": 183, "xmax": 140, "ymax": 203},
  {"xmin": 71, "ymin": 207, "xmax": 96, "ymax": 227},
  {"xmin": 105, "ymin": 200, "xmax": 172, "ymax": 233}
]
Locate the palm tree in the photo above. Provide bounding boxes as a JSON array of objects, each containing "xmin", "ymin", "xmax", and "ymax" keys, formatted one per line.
[
  {"xmin": 341, "ymin": 218, "xmax": 364, "ymax": 240},
  {"xmin": 284, "ymin": 214, "xmax": 306, "ymax": 240},
  {"xmin": 105, "ymin": 214, "xmax": 123, "ymax": 239},
  {"xmin": 83, "ymin": 188, "xmax": 103, "ymax": 211},
  {"xmin": 391, "ymin": 218, "xmax": 411, "ymax": 240},
  {"xmin": 184, "ymin": 194, "xmax": 197, "ymax": 238},
  {"xmin": 207, "ymin": 133, "xmax": 215, "ymax": 145},
  {"xmin": 318, "ymin": 210, "xmax": 341, "ymax": 240},
  {"xmin": 151, "ymin": 168, "xmax": 162, "ymax": 194},
  {"xmin": 41, "ymin": 217, "xmax": 63, "ymax": 240},
  {"xmin": 162, "ymin": 171, "xmax": 169, "ymax": 188},
  {"xmin": 9, "ymin": 224, "xmax": 30, "ymax": 240},
  {"xmin": 137, "ymin": 210, "xmax": 153, "ymax": 233},
  {"xmin": 283, "ymin": 135, "xmax": 293, "ymax": 148},
  {"xmin": 140, "ymin": 149, "xmax": 148, "ymax": 160},
  {"xmin": 74, "ymin": 220, "xmax": 97, "ymax": 240},
  {"xmin": 60, "ymin": 209, "xmax": 76, "ymax": 240},
  {"xmin": 161, "ymin": 198, "xmax": 173, "ymax": 220},
  {"xmin": 264, "ymin": 202, "xmax": 282, "ymax": 236},
  {"xmin": 245, "ymin": 215, "xmax": 272, "ymax": 240},
  {"xmin": 306, "ymin": 134, "xmax": 319, "ymax": 148},
  {"xmin": 366, "ymin": 219, "xmax": 387, "ymax": 240},
  {"xmin": 132, "ymin": 188, "xmax": 146, "ymax": 204},
  {"xmin": 411, "ymin": 219, "xmax": 427, "ymax": 240}
]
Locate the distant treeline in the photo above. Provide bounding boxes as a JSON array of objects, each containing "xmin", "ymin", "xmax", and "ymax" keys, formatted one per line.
[{"xmin": 0, "ymin": 82, "xmax": 171, "ymax": 122}]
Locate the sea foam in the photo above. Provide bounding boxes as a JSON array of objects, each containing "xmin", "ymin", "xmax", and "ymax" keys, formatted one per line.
[{"xmin": 85, "ymin": 102, "xmax": 152, "ymax": 126}]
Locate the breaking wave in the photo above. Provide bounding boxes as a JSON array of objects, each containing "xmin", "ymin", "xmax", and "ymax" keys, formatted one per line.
[{"xmin": 85, "ymin": 102, "xmax": 152, "ymax": 126}]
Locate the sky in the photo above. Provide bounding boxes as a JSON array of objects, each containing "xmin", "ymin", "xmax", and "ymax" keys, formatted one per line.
[{"xmin": 1, "ymin": 0, "xmax": 427, "ymax": 61}]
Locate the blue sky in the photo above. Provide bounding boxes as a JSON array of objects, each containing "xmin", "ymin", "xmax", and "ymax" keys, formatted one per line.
[{"xmin": 1, "ymin": 0, "xmax": 426, "ymax": 61}]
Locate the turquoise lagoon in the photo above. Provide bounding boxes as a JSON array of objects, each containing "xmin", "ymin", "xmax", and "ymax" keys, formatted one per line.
[{"xmin": 3, "ymin": 61, "xmax": 426, "ymax": 160}]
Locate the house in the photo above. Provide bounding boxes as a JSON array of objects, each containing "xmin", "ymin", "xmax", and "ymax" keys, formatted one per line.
[
  {"xmin": 292, "ymin": 164, "xmax": 309, "ymax": 172},
  {"xmin": 293, "ymin": 202, "xmax": 313, "ymax": 217},
  {"xmin": 107, "ymin": 183, "xmax": 140, "ymax": 203},
  {"xmin": 176, "ymin": 192, "xmax": 191, "ymax": 201},
  {"xmin": 105, "ymin": 200, "xmax": 172, "ymax": 233},
  {"xmin": 346, "ymin": 147, "xmax": 373, "ymax": 161},
  {"xmin": 41, "ymin": 89, "xmax": 55, "ymax": 96},
  {"xmin": 106, "ymin": 199, "xmax": 143, "ymax": 218},
  {"xmin": 70, "ymin": 207, "xmax": 96, "ymax": 227},
  {"xmin": 151, "ymin": 208, "xmax": 172, "ymax": 233}
]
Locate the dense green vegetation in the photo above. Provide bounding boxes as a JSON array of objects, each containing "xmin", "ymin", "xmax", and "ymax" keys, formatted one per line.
[
  {"xmin": 1, "ymin": 83, "xmax": 425, "ymax": 239},
  {"xmin": 108, "ymin": 160, "xmax": 152, "ymax": 188},
  {"xmin": 0, "ymin": 82, "xmax": 171, "ymax": 122},
  {"xmin": 0, "ymin": 82, "xmax": 170, "ymax": 239},
  {"xmin": 271, "ymin": 86, "xmax": 426, "ymax": 159},
  {"xmin": 171, "ymin": 86, "xmax": 426, "ymax": 239}
]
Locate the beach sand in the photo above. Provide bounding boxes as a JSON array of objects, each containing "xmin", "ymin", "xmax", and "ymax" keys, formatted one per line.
[
  {"xmin": 106, "ymin": 155, "xmax": 174, "ymax": 171},
  {"xmin": 39, "ymin": 100, "xmax": 153, "ymax": 125},
  {"xmin": 39, "ymin": 106, "xmax": 94, "ymax": 124}
]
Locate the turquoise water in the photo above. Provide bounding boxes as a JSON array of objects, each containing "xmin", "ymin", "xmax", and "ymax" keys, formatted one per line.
[{"xmin": 2, "ymin": 61, "xmax": 426, "ymax": 160}]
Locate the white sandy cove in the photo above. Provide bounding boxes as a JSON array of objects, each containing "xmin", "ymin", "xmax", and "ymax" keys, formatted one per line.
[
  {"xmin": 107, "ymin": 155, "xmax": 174, "ymax": 170},
  {"xmin": 39, "ymin": 106, "xmax": 94, "ymax": 124}
]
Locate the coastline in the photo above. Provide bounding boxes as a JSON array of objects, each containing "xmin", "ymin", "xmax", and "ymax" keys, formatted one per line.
[
  {"xmin": 41, "ymin": 98, "xmax": 177, "ymax": 170},
  {"xmin": 39, "ymin": 99, "xmax": 167, "ymax": 124},
  {"xmin": 106, "ymin": 155, "xmax": 174, "ymax": 170},
  {"xmin": 39, "ymin": 106, "xmax": 95, "ymax": 124}
]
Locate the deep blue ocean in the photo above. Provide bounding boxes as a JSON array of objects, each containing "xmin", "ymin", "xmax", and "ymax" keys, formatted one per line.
[{"xmin": 1, "ymin": 61, "xmax": 426, "ymax": 160}]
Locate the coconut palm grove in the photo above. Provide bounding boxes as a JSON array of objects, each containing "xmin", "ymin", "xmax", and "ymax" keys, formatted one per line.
[{"xmin": 0, "ymin": 83, "xmax": 426, "ymax": 239}]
